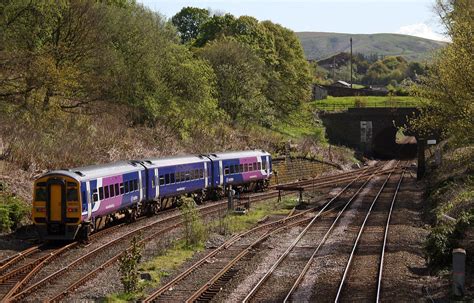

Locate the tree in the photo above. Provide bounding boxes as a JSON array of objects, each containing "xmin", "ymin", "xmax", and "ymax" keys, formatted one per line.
[
  {"xmin": 412, "ymin": 0, "xmax": 473, "ymax": 144},
  {"xmin": 171, "ymin": 7, "xmax": 209, "ymax": 44},
  {"xmin": 197, "ymin": 39, "xmax": 271, "ymax": 125}
]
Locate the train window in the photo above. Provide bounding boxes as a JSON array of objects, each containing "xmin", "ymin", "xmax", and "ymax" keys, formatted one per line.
[
  {"xmin": 35, "ymin": 188, "xmax": 47, "ymax": 201},
  {"xmin": 239, "ymin": 164, "xmax": 243, "ymax": 173},
  {"xmin": 134, "ymin": 179, "xmax": 138, "ymax": 191},
  {"xmin": 159, "ymin": 175, "xmax": 165, "ymax": 185},
  {"xmin": 99, "ymin": 187, "xmax": 104, "ymax": 199},
  {"xmin": 253, "ymin": 163, "xmax": 257, "ymax": 171},
  {"xmin": 124, "ymin": 182, "xmax": 129, "ymax": 193},
  {"xmin": 229, "ymin": 165, "xmax": 235, "ymax": 174},
  {"xmin": 224, "ymin": 167, "xmax": 229, "ymax": 175},
  {"xmin": 262, "ymin": 161, "xmax": 267, "ymax": 170},
  {"xmin": 109, "ymin": 185, "xmax": 115, "ymax": 197},
  {"xmin": 165, "ymin": 174, "xmax": 170, "ymax": 184},
  {"xmin": 37, "ymin": 182, "xmax": 47, "ymax": 187},
  {"xmin": 185, "ymin": 172, "xmax": 190, "ymax": 181},
  {"xmin": 258, "ymin": 162, "xmax": 262, "ymax": 170},
  {"xmin": 244, "ymin": 164, "xmax": 248, "ymax": 172},
  {"xmin": 92, "ymin": 189, "xmax": 98, "ymax": 202},
  {"xmin": 67, "ymin": 182, "xmax": 77, "ymax": 187},
  {"xmin": 104, "ymin": 186, "xmax": 109, "ymax": 199},
  {"xmin": 170, "ymin": 173, "xmax": 175, "ymax": 184},
  {"xmin": 120, "ymin": 183, "xmax": 124, "ymax": 194},
  {"xmin": 67, "ymin": 188, "xmax": 78, "ymax": 201},
  {"xmin": 151, "ymin": 177, "xmax": 155, "ymax": 187},
  {"xmin": 115, "ymin": 184, "xmax": 119, "ymax": 195},
  {"xmin": 199, "ymin": 169, "xmax": 203, "ymax": 179}
]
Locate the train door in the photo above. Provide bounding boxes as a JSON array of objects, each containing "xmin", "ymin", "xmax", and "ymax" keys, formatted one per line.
[{"xmin": 47, "ymin": 178, "xmax": 66, "ymax": 227}]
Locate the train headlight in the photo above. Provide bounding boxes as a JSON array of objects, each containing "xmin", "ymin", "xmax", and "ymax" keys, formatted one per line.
[
  {"xmin": 67, "ymin": 207, "xmax": 79, "ymax": 213},
  {"xmin": 35, "ymin": 207, "xmax": 46, "ymax": 213}
]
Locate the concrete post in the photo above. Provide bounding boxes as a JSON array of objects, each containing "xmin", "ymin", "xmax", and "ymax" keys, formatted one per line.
[
  {"xmin": 417, "ymin": 138, "xmax": 426, "ymax": 180},
  {"xmin": 452, "ymin": 248, "xmax": 466, "ymax": 297}
]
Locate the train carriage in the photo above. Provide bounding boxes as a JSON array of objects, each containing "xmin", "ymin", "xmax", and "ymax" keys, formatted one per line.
[
  {"xmin": 33, "ymin": 161, "xmax": 146, "ymax": 240},
  {"xmin": 32, "ymin": 150, "xmax": 273, "ymax": 241},
  {"xmin": 207, "ymin": 150, "xmax": 272, "ymax": 193},
  {"xmin": 140, "ymin": 155, "xmax": 212, "ymax": 208}
]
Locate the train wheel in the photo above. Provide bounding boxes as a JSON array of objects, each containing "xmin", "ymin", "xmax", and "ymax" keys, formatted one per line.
[{"xmin": 127, "ymin": 209, "xmax": 138, "ymax": 223}]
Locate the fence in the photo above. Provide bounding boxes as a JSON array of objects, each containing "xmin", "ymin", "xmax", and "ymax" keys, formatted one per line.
[{"xmin": 314, "ymin": 100, "xmax": 419, "ymax": 111}]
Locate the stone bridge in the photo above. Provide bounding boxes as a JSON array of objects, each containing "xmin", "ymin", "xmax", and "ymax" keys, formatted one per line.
[{"xmin": 320, "ymin": 107, "xmax": 420, "ymax": 158}]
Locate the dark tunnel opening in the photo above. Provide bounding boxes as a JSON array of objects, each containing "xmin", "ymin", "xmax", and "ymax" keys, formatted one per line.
[{"xmin": 372, "ymin": 126, "xmax": 417, "ymax": 159}]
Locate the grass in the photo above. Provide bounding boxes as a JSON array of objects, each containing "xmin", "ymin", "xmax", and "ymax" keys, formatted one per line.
[
  {"xmin": 106, "ymin": 197, "xmax": 297, "ymax": 301},
  {"xmin": 271, "ymin": 102, "xmax": 326, "ymax": 142},
  {"xmin": 106, "ymin": 240, "xmax": 201, "ymax": 302},
  {"xmin": 311, "ymin": 96, "xmax": 421, "ymax": 111},
  {"xmin": 213, "ymin": 197, "xmax": 295, "ymax": 234}
]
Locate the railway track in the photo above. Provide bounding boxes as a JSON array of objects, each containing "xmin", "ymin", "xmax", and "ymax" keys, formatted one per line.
[
  {"xmin": 3, "ymin": 162, "xmax": 385, "ymax": 301},
  {"xmin": 141, "ymin": 164, "xmax": 384, "ymax": 302},
  {"xmin": 282, "ymin": 161, "xmax": 406, "ymax": 302},
  {"xmin": 334, "ymin": 166, "xmax": 406, "ymax": 302},
  {"xmin": 242, "ymin": 163, "xmax": 389, "ymax": 302},
  {"xmin": 0, "ymin": 223, "xmax": 127, "ymax": 301}
]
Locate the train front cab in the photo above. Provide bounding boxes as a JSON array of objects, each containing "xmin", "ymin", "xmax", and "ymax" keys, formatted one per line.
[{"xmin": 32, "ymin": 174, "xmax": 82, "ymax": 240}]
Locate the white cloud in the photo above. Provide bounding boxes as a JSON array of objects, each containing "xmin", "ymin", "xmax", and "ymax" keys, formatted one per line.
[{"xmin": 397, "ymin": 23, "xmax": 450, "ymax": 42}]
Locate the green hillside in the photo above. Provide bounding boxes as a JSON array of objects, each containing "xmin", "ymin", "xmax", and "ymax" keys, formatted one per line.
[{"xmin": 297, "ymin": 32, "xmax": 446, "ymax": 61}]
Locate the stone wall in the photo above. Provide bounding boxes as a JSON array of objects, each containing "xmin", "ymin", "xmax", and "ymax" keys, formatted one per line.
[{"xmin": 270, "ymin": 157, "xmax": 340, "ymax": 185}]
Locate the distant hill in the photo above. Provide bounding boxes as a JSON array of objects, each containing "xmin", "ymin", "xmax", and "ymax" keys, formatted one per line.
[{"xmin": 296, "ymin": 32, "xmax": 446, "ymax": 61}]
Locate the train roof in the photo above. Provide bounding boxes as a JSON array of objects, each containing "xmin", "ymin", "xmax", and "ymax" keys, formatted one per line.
[
  {"xmin": 207, "ymin": 150, "xmax": 270, "ymax": 161},
  {"xmin": 140, "ymin": 154, "xmax": 210, "ymax": 168},
  {"xmin": 42, "ymin": 161, "xmax": 144, "ymax": 181}
]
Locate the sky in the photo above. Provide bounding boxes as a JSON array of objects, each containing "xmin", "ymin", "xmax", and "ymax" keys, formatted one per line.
[{"xmin": 138, "ymin": 0, "xmax": 450, "ymax": 42}]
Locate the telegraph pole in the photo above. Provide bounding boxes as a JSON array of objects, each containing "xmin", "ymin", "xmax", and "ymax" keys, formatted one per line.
[{"xmin": 350, "ymin": 37, "xmax": 353, "ymax": 88}]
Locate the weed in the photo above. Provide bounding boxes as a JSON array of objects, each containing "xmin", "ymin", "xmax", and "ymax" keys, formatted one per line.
[{"xmin": 0, "ymin": 193, "xmax": 29, "ymax": 233}]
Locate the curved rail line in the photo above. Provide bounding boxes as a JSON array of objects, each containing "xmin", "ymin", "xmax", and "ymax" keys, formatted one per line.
[
  {"xmin": 376, "ymin": 169, "xmax": 405, "ymax": 302},
  {"xmin": 139, "ymin": 165, "xmax": 381, "ymax": 302},
  {"xmin": 6, "ymin": 163, "xmax": 382, "ymax": 301},
  {"xmin": 0, "ymin": 223, "xmax": 125, "ymax": 301},
  {"xmin": 334, "ymin": 163, "xmax": 406, "ymax": 302},
  {"xmin": 242, "ymin": 164, "xmax": 387, "ymax": 303}
]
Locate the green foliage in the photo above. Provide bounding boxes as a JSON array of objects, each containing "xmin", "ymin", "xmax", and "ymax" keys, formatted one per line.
[
  {"xmin": 118, "ymin": 235, "xmax": 144, "ymax": 293},
  {"xmin": 0, "ymin": 192, "xmax": 29, "ymax": 233},
  {"xmin": 412, "ymin": 0, "xmax": 473, "ymax": 145},
  {"xmin": 171, "ymin": 7, "xmax": 210, "ymax": 43},
  {"xmin": 425, "ymin": 210, "xmax": 474, "ymax": 268},
  {"xmin": 197, "ymin": 39, "xmax": 271, "ymax": 125},
  {"xmin": 179, "ymin": 197, "xmax": 206, "ymax": 247},
  {"xmin": 193, "ymin": 12, "xmax": 312, "ymax": 119}
]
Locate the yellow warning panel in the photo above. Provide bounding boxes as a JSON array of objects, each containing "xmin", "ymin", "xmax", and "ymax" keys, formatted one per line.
[{"xmin": 50, "ymin": 184, "xmax": 62, "ymax": 221}]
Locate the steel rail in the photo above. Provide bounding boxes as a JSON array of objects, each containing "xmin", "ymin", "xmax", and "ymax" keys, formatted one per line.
[
  {"xmin": 8, "ymin": 203, "xmax": 227, "ymax": 302},
  {"xmin": 0, "ymin": 246, "xmax": 41, "ymax": 274},
  {"xmin": 1, "ymin": 222, "xmax": 125, "ymax": 301},
  {"xmin": 142, "ymin": 207, "xmax": 318, "ymax": 302},
  {"xmin": 282, "ymin": 165, "xmax": 392, "ymax": 302},
  {"xmin": 334, "ymin": 163, "xmax": 401, "ymax": 302},
  {"xmin": 184, "ymin": 217, "xmax": 320, "ymax": 303},
  {"xmin": 8, "ymin": 163, "xmax": 380, "ymax": 301},
  {"xmin": 376, "ymin": 169, "xmax": 405, "ymax": 302},
  {"xmin": 242, "ymin": 165, "xmax": 384, "ymax": 303},
  {"xmin": 143, "ymin": 165, "xmax": 382, "ymax": 302}
]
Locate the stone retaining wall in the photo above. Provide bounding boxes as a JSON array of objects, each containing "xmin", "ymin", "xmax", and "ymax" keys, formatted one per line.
[{"xmin": 271, "ymin": 157, "xmax": 340, "ymax": 185}]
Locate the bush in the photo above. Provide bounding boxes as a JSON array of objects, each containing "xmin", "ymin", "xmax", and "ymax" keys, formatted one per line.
[
  {"xmin": 179, "ymin": 197, "xmax": 206, "ymax": 247},
  {"xmin": 0, "ymin": 193, "xmax": 29, "ymax": 233},
  {"xmin": 118, "ymin": 235, "xmax": 144, "ymax": 293},
  {"xmin": 425, "ymin": 210, "xmax": 474, "ymax": 268}
]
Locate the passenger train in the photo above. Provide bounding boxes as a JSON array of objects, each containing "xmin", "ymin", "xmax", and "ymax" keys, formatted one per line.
[{"xmin": 32, "ymin": 150, "xmax": 272, "ymax": 240}]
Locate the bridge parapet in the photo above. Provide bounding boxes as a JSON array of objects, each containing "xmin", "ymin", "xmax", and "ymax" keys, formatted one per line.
[{"xmin": 320, "ymin": 107, "xmax": 420, "ymax": 157}]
